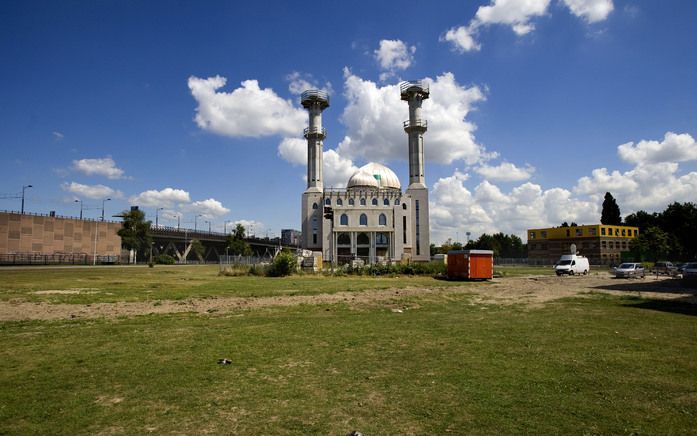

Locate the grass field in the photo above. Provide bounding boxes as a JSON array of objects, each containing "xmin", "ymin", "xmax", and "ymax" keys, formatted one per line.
[{"xmin": 1, "ymin": 265, "xmax": 695, "ymax": 434}]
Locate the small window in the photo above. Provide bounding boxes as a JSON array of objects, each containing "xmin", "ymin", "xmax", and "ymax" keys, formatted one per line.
[
  {"xmin": 589, "ymin": 228, "xmax": 597, "ymax": 236},
  {"xmin": 325, "ymin": 198, "xmax": 331, "ymax": 206},
  {"xmin": 360, "ymin": 198, "xmax": 366, "ymax": 206},
  {"xmin": 530, "ymin": 232, "xmax": 536, "ymax": 239},
  {"xmin": 376, "ymin": 233, "xmax": 388, "ymax": 245},
  {"xmin": 395, "ymin": 198, "xmax": 400, "ymax": 205},
  {"xmin": 621, "ymin": 229, "xmax": 626, "ymax": 236},
  {"xmin": 359, "ymin": 214, "xmax": 367, "ymax": 226},
  {"xmin": 340, "ymin": 214, "xmax": 348, "ymax": 226},
  {"xmin": 633, "ymin": 229, "xmax": 638, "ymax": 237},
  {"xmin": 402, "ymin": 203, "xmax": 407, "ymax": 210},
  {"xmin": 615, "ymin": 229, "xmax": 619, "ymax": 236},
  {"xmin": 372, "ymin": 198, "xmax": 378, "ymax": 206},
  {"xmin": 379, "ymin": 213, "xmax": 387, "ymax": 226},
  {"xmin": 383, "ymin": 198, "xmax": 389, "ymax": 206},
  {"xmin": 540, "ymin": 231, "xmax": 547, "ymax": 238},
  {"xmin": 348, "ymin": 198, "xmax": 354, "ymax": 206},
  {"xmin": 601, "ymin": 228, "xmax": 606, "ymax": 236},
  {"xmin": 576, "ymin": 228, "xmax": 583, "ymax": 237},
  {"xmin": 336, "ymin": 198, "xmax": 343, "ymax": 206},
  {"xmin": 312, "ymin": 203, "xmax": 318, "ymax": 210}
]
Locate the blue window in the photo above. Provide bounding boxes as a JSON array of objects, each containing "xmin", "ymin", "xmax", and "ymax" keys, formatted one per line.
[
  {"xmin": 325, "ymin": 198, "xmax": 331, "ymax": 205},
  {"xmin": 371, "ymin": 198, "xmax": 378, "ymax": 206},
  {"xmin": 360, "ymin": 198, "xmax": 366, "ymax": 206},
  {"xmin": 379, "ymin": 213, "xmax": 387, "ymax": 226},
  {"xmin": 340, "ymin": 214, "xmax": 348, "ymax": 225},
  {"xmin": 348, "ymin": 198, "xmax": 355, "ymax": 206},
  {"xmin": 312, "ymin": 203, "xmax": 318, "ymax": 210},
  {"xmin": 383, "ymin": 198, "xmax": 389, "ymax": 206},
  {"xmin": 359, "ymin": 214, "xmax": 367, "ymax": 226},
  {"xmin": 336, "ymin": 198, "xmax": 343, "ymax": 206}
]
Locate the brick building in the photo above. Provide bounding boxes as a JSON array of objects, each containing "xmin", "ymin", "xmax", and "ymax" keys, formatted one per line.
[{"xmin": 527, "ymin": 224, "xmax": 639, "ymax": 265}]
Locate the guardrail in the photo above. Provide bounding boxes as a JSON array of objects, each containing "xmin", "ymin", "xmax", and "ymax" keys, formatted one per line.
[
  {"xmin": 303, "ymin": 126, "xmax": 327, "ymax": 138},
  {"xmin": 402, "ymin": 119, "xmax": 428, "ymax": 129},
  {"xmin": 400, "ymin": 80, "xmax": 429, "ymax": 95}
]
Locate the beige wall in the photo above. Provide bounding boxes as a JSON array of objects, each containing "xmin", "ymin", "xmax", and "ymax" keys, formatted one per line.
[{"xmin": 0, "ymin": 212, "xmax": 122, "ymax": 256}]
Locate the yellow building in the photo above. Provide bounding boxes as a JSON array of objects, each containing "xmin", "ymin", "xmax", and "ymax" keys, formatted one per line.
[{"xmin": 527, "ymin": 224, "xmax": 639, "ymax": 265}]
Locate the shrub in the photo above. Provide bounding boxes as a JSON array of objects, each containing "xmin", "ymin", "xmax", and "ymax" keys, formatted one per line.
[
  {"xmin": 267, "ymin": 252, "xmax": 297, "ymax": 277},
  {"xmin": 155, "ymin": 254, "xmax": 176, "ymax": 265}
]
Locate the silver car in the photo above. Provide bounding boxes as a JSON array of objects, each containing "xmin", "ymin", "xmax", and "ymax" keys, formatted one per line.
[
  {"xmin": 615, "ymin": 263, "xmax": 645, "ymax": 278},
  {"xmin": 682, "ymin": 262, "xmax": 697, "ymax": 279}
]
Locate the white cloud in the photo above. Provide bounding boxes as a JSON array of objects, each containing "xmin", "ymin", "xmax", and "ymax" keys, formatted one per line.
[
  {"xmin": 72, "ymin": 157, "xmax": 125, "ymax": 180},
  {"xmin": 52, "ymin": 131, "xmax": 64, "ymax": 141},
  {"xmin": 62, "ymin": 182, "xmax": 123, "ymax": 200},
  {"xmin": 441, "ymin": 25, "xmax": 481, "ymax": 53},
  {"xmin": 277, "ymin": 137, "xmax": 306, "ymax": 166},
  {"xmin": 337, "ymin": 70, "xmax": 489, "ymax": 166},
  {"xmin": 129, "ymin": 188, "xmax": 191, "ymax": 208},
  {"xmin": 474, "ymin": 0, "xmax": 551, "ymax": 35},
  {"xmin": 323, "ymin": 149, "xmax": 359, "ymax": 188},
  {"xmin": 286, "ymin": 71, "xmax": 333, "ymax": 96},
  {"xmin": 562, "ymin": 0, "xmax": 614, "ymax": 23},
  {"xmin": 617, "ymin": 132, "xmax": 697, "ymax": 165},
  {"xmin": 442, "ymin": 0, "xmax": 614, "ymax": 52},
  {"xmin": 475, "ymin": 162, "xmax": 535, "ymax": 182},
  {"xmin": 429, "ymin": 172, "xmax": 598, "ymax": 243},
  {"xmin": 185, "ymin": 198, "xmax": 231, "ymax": 219},
  {"xmin": 230, "ymin": 219, "xmax": 265, "ymax": 237},
  {"xmin": 188, "ymin": 75, "xmax": 305, "ymax": 138},
  {"xmin": 374, "ymin": 39, "xmax": 415, "ymax": 81},
  {"xmin": 428, "ymin": 131, "xmax": 697, "ymax": 243}
]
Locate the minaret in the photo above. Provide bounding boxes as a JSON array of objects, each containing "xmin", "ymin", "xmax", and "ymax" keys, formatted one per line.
[
  {"xmin": 401, "ymin": 81, "xmax": 430, "ymax": 261},
  {"xmin": 300, "ymin": 90, "xmax": 329, "ymax": 251},
  {"xmin": 301, "ymin": 90, "xmax": 329, "ymax": 193}
]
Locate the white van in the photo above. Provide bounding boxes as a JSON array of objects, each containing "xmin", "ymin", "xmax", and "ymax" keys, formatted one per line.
[{"xmin": 555, "ymin": 254, "xmax": 590, "ymax": 276}]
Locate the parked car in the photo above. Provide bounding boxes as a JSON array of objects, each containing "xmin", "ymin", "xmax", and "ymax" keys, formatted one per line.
[
  {"xmin": 651, "ymin": 261, "xmax": 676, "ymax": 275},
  {"xmin": 676, "ymin": 263, "xmax": 687, "ymax": 274},
  {"xmin": 615, "ymin": 263, "xmax": 646, "ymax": 278},
  {"xmin": 682, "ymin": 262, "xmax": 697, "ymax": 280}
]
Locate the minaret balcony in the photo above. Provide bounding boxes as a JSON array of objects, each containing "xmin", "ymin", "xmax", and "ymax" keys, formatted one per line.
[
  {"xmin": 304, "ymin": 126, "xmax": 327, "ymax": 139},
  {"xmin": 400, "ymin": 81, "xmax": 430, "ymax": 100},
  {"xmin": 301, "ymin": 90, "xmax": 330, "ymax": 109},
  {"xmin": 403, "ymin": 119, "xmax": 428, "ymax": 132}
]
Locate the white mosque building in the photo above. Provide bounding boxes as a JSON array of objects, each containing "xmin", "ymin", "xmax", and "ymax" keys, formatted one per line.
[{"xmin": 300, "ymin": 81, "xmax": 430, "ymax": 265}]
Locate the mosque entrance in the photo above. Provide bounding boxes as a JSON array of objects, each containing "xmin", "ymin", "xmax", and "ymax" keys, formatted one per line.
[
  {"xmin": 356, "ymin": 232, "xmax": 370, "ymax": 263},
  {"xmin": 336, "ymin": 232, "xmax": 351, "ymax": 265}
]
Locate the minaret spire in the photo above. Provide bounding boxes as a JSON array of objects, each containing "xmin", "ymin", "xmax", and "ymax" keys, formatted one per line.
[{"xmin": 400, "ymin": 81, "xmax": 429, "ymax": 188}]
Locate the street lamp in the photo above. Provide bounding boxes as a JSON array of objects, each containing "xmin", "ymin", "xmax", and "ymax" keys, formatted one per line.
[
  {"xmin": 466, "ymin": 232, "xmax": 471, "ymax": 244},
  {"xmin": 101, "ymin": 198, "xmax": 111, "ymax": 221},
  {"xmin": 205, "ymin": 220, "xmax": 211, "ymax": 234},
  {"xmin": 74, "ymin": 199, "xmax": 83, "ymax": 220},
  {"xmin": 155, "ymin": 207, "xmax": 164, "ymax": 227},
  {"xmin": 194, "ymin": 214, "xmax": 202, "ymax": 231},
  {"xmin": 224, "ymin": 220, "xmax": 233, "ymax": 234},
  {"xmin": 21, "ymin": 185, "xmax": 32, "ymax": 214}
]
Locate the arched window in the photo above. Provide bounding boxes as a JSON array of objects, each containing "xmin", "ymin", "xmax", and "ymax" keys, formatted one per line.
[
  {"xmin": 337, "ymin": 233, "xmax": 350, "ymax": 245},
  {"xmin": 336, "ymin": 198, "xmax": 343, "ymax": 206},
  {"xmin": 379, "ymin": 213, "xmax": 387, "ymax": 226},
  {"xmin": 325, "ymin": 198, "xmax": 331, "ymax": 205},
  {"xmin": 348, "ymin": 198, "xmax": 355, "ymax": 206},
  {"xmin": 312, "ymin": 203, "xmax": 318, "ymax": 210},
  {"xmin": 402, "ymin": 203, "xmax": 407, "ymax": 210},
  {"xmin": 371, "ymin": 198, "xmax": 378, "ymax": 206},
  {"xmin": 376, "ymin": 233, "xmax": 388, "ymax": 245},
  {"xmin": 359, "ymin": 214, "xmax": 367, "ymax": 226},
  {"xmin": 360, "ymin": 198, "xmax": 366, "ymax": 206},
  {"xmin": 340, "ymin": 214, "xmax": 348, "ymax": 226},
  {"xmin": 383, "ymin": 198, "xmax": 389, "ymax": 206},
  {"xmin": 357, "ymin": 232, "xmax": 369, "ymax": 245},
  {"xmin": 395, "ymin": 198, "xmax": 400, "ymax": 205}
]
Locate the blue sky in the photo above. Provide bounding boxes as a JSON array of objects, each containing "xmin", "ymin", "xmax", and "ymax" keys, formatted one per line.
[{"xmin": 2, "ymin": 0, "xmax": 696, "ymax": 243}]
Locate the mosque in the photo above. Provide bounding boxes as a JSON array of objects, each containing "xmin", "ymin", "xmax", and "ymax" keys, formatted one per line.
[{"xmin": 300, "ymin": 81, "xmax": 430, "ymax": 265}]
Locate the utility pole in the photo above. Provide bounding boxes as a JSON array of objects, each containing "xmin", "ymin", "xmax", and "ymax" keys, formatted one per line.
[
  {"xmin": 74, "ymin": 199, "xmax": 83, "ymax": 219},
  {"xmin": 155, "ymin": 207, "xmax": 164, "ymax": 227},
  {"xmin": 101, "ymin": 198, "xmax": 111, "ymax": 221}
]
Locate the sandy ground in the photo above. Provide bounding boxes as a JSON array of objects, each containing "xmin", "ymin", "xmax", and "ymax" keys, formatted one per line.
[{"xmin": 1, "ymin": 273, "xmax": 695, "ymax": 322}]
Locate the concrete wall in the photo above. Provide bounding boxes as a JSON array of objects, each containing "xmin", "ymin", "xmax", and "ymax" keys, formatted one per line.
[{"xmin": 0, "ymin": 212, "xmax": 122, "ymax": 256}]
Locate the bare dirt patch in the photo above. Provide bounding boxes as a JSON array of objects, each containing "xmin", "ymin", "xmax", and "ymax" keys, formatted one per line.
[{"xmin": 1, "ymin": 274, "xmax": 694, "ymax": 322}]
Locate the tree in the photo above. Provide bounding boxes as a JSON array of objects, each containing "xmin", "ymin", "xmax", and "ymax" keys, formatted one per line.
[
  {"xmin": 226, "ymin": 224, "xmax": 252, "ymax": 256},
  {"xmin": 624, "ymin": 210, "xmax": 659, "ymax": 232},
  {"xmin": 629, "ymin": 226, "xmax": 671, "ymax": 262},
  {"xmin": 116, "ymin": 208, "xmax": 152, "ymax": 260},
  {"xmin": 601, "ymin": 192, "xmax": 622, "ymax": 225},
  {"xmin": 560, "ymin": 222, "xmax": 569, "ymax": 227}
]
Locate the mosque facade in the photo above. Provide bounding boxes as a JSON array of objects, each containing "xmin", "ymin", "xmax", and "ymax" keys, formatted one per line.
[{"xmin": 300, "ymin": 81, "xmax": 430, "ymax": 264}]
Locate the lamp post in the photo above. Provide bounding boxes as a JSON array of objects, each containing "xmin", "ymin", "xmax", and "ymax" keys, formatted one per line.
[
  {"xmin": 74, "ymin": 199, "xmax": 83, "ymax": 220},
  {"xmin": 224, "ymin": 220, "xmax": 233, "ymax": 234},
  {"xmin": 194, "ymin": 214, "xmax": 202, "ymax": 231},
  {"xmin": 176, "ymin": 214, "xmax": 180, "ymax": 230},
  {"xmin": 101, "ymin": 198, "xmax": 111, "ymax": 221},
  {"xmin": 21, "ymin": 185, "xmax": 32, "ymax": 214},
  {"xmin": 205, "ymin": 220, "xmax": 211, "ymax": 234},
  {"xmin": 155, "ymin": 207, "xmax": 164, "ymax": 228},
  {"xmin": 466, "ymin": 232, "xmax": 471, "ymax": 244}
]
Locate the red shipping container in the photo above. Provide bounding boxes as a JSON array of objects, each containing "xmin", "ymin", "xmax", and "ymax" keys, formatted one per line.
[{"xmin": 447, "ymin": 250, "xmax": 494, "ymax": 280}]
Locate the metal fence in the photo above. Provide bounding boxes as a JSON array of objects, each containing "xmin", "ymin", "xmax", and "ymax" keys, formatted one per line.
[
  {"xmin": 0, "ymin": 253, "xmax": 120, "ymax": 266},
  {"xmin": 219, "ymin": 254, "xmax": 274, "ymax": 268}
]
